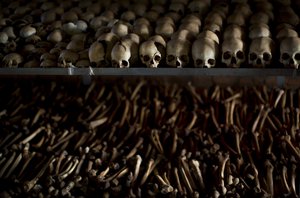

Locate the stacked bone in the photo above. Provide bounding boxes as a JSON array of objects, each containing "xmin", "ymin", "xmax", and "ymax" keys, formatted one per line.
[
  {"xmin": 1, "ymin": 0, "xmax": 300, "ymax": 68},
  {"xmin": 1, "ymin": 80, "xmax": 300, "ymax": 197}
]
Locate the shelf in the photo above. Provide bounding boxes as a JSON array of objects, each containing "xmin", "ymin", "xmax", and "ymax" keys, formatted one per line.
[
  {"xmin": 0, "ymin": 68, "xmax": 300, "ymax": 88},
  {"xmin": 0, "ymin": 68, "xmax": 299, "ymax": 76}
]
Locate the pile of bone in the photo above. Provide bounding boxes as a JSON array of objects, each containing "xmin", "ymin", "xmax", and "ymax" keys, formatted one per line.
[
  {"xmin": 1, "ymin": 0, "xmax": 300, "ymax": 68},
  {"xmin": 0, "ymin": 80, "xmax": 300, "ymax": 197}
]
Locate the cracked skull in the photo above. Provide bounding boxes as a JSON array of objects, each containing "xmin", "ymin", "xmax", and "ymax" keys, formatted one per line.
[
  {"xmin": 249, "ymin": 37, "xmax": 274, "ymax": 68},
  {"xmin": 280, "ymin": 37, "xmax": 300, "ymax": 68},
  {"xmin": 166, "ymin": 38, "xmax": 191, "ymax": 68},
  {"xmin": 221, "ymin": 38, "xmax": 245, "ymax": 68},
  {"xmin": 139, "ymin": 35, "xmax": 166, "ymax": 68},
  {"xmin": 111, "ymin": 38, "xmax": 139, "ymax": 68}
]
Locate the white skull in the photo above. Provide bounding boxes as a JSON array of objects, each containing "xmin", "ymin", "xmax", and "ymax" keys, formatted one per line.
[
  {"xmin": 223, "ymin": 24, "xmax": 244, "ymax": 40},
  {"xmin": 111, "ymin": 21, "xmax": 131, "ymax": 37},
  {"xmin": 139, "ymin": 35, "xmax": 166, "ymax": 68},
  {"xmin": 178, "ymin": 21, "xmax": 200, "ymax": 37},
  {"xmin": 204, "ymin": 11, "xmax": 224, "ymax": 27},
  {"xmin": 166, "ymin": 38, "xmax": 191, "ymax": 68},
  {"xmin": 221, "ymin": 38, "xmax": 245, "ymax": 68},
  {"xmin": 249, "ymin": 24, "xmax": 271, "ymax": 39},
  {"xmin": 155, "ymin": 22, "xmax": 175, "ymax": 39},
  {"xmin": 280, "ymin": 37, "xmax": 300, "ymax": 68},
  {"xmin": 111, "ymin": 38, "xmax": 139, "ymax": 68},
  {"xmin": 133, "ymin": 23, "xmax": 152, "ymax": 40},
  {"xmin": 192, "ymin": 37, "xmax": 217, "ymax": 68},
  {"xmin": 249, "ymin": 37, "xmax": 274, "ymax": 68}
]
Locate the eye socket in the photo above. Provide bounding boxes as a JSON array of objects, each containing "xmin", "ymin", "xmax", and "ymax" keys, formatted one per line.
[
  {"xmin": 143, "ymin": 55, "xmax": 150, "ymax": 62},
  {"xmin": 249, "ymin": 53, "xmax": 257, "ymax": 61},
  {"xmin": 236, "ymin": 51, "xmax": 244, "ymax": 59},
  {"xmin": 263, "ymin": 52, "xmax": 271, "ymax": 61},
  {"xmin": 122, "ymin": 60, "xmax": 128, "ymax": 67},
  {"xmin": 282, "ymin": 53, "xmax": 290, "ymax": 60},
  {"xmin": 208, "ymin": 59, "xmax": 215, "ymax": 65},
  {"xmin": 196, "ymin": 59, "xmax": 203, "ymax": 66},
  {"xmin": 223, "ymin": 51, "xmax": 231, "ymax": 60},
  {"xmin": 180, "ymin": 55, "xmax": 188, "ymax": 63},
  {"xmin": 295, "ymin": 53, "xmax": 300, "ymax": 60},
  {"xmin": 167, "ymin": 55, "xmax": 175, "ymax": 62},
  {"xmin": 154, "ymin": 55, "xmax": 161, "ymax": 61}
]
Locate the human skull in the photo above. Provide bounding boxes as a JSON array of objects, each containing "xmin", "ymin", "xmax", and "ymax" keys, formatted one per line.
[
  {"xmin": 2, "ymin": 53, "xmax": 23, "ymax": 67},
  {"xmin": 97, "ymin": 32, "xmax": 119, "ymax": 64},
  {"xmin": 221, "ymin": 38, "xmax": 245, "ymax": 68},
  {"xmin": 133, "ymin": 23, "xmax": 152, "ymax": 40},
  {"xmin": 58, "ymin": 49, "xmax": 79, "ymax": 67},
  {"xmin": 203, "ymin": 23, "xmax": 221, "ymax": 37},
  {"xmin": 187, "ymin": 0, "xmax": 210, "ymax": 17},
  {"xmin": 192, "ymin": 37, "xmax": 218, "ymax": 68},
  {"xmin": 111, "ymin": 38, "xmax": 139, "ymax": 68},
  {"xmin": 139, "ymin": 35, "xmax": 166, "ymax": 68},
  {"xmin": 205, "ymin": 11, "xmax": 224, "ymax": 27},
  {"xmin": 169, "ymin": 2, "xmax": 185, "ymax": 16},
  {"xmin": 198, "ymin": 30, "xmax": 219, "ymax": 45},
  {"xmin": 166, "ymin": 38, "xmax": 191, "ymax": 68},
  {"xmin": 155, "ymin": 22, "xmax": 175, "ymax": 39},
  {"xmin": 223, "ymin": 24, "xmax": 244, "ymax": 40},
  {"xmin": 276, "ymin": 28, "xmax": 298, "ymax": 42},
  {"xmin": 227, "ymin": 12, "xmax": 246, "ymax": 26},
  {"xmin": 249, "ymin": 37, "xmax": 274, "ymax": 68},
  {"xmin": 250, "ymin": 12, "xmax": 270, "ymax": 25},
  {"xmin": 111, "ymin": 21, "xmax": 131, "ymax": 37},
  {"xmin": 280, "ymin": 37, "xmax": 300, "ymax": 68},
  {"xmin": 88, "ymin": 41, "xmax": 105, "ymax": 67}
]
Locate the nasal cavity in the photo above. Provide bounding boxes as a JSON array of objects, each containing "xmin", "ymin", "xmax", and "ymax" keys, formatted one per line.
[
  {"xmin": 257, "ymin": 58, "xmax": 262, "ymax": 65},
  {"xmin": 290, "ymin": 59, "xmax": 295, "ymax": 64},
  {"xmin": 176, "ymin": 60, "xmax": 181, "ymax": 67},
  {"xmin": 150, "ymin": 60, "xmax": 154, "ymax": 64},
  {"xmin": 231, "ymin": 57, "xmax": 237, "ymax": 64}
]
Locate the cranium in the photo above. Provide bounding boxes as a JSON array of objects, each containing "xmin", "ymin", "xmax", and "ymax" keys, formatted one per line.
[
  {"xmin": 144, "ymin": 11, "xmax": 160, "ymax": 23},
  {"xmin": 133, "ymin": 23, "xmax": 152, "ymax": 40},
  {"xmin": 171, "ymin": 29, "xmax": 195, "ymax": 41},
  {"xmin": 221, "ymin": 38, "xmax": 245, "ymax": 68},
  {"xmin": 165, "ymin": 12, "xmax": 182, "ymax": 23},
  {"xmin": 139, "ymin": 35, "xmax": 166, "ymax": 68},
  {"xmin": 205, "ymin": 11, "xmax": 224, "ymax": 27},
  {"xmin": 2, "ymin": 53, "xmax": 23, "ymax": 67},
  {"xmin": 280, "ymin": 37, "xmax": 300, "ymax": 68},
  {"xmin": 181, "ymin": 14, "xmax": 201, "ymax": 26},
  {"xmin": 203, "ymin": 23, "xmax": 221, "ymax": 37},
  {"xmin": 3, "ymin": 27, "xmax": 16, "ymax": 39},
  {"xmin": 120, "ymin": 11, "xmax": 136, "ymax": 24},
  {"xmin": 134, "ymin": 17, "xmax": 151, "ymax": 27},
  {"xmin": 166, "ymin": 38, "xmax": 191, "ymax": 68},
  {"xmin": 132, "ymin": 3, "xmax": 147, "ymax": 17},
  {"xmin": 227, "ymin": 11, "xmax": 246, "ymax": 26},
  {"xmin": 276, "ymin": 28, "xmax": 298, "ymax": 42},
  {"xmin": 234, "ymin": 3, "xmax": 252, "ymax": 19},
  {"xmin": 192, "ymin": 37, "xmax": 218, "ymax": 68},
  {"xmin": 97, "ymin": 32, "xmax": 119, "ymax": 64},
  {"xmin": 178, "ymin": 21, "xmax": 200, "ymax": 37},
  {"xmin": 198, "ymin": 30, "xmax": 219, "ymax": 45},
  {"xmin": 187, "ymin": 0, "xmax": 210, "ymax": 17},
  {"xmin": 66, "ymin": 39, "xmax": 85, "ymax": 52},
  {"xmin": 61, "ymin": 11, "xmax": 78, "ymax": 23},
  {"xmin": 250, "ymin": 12, "xmax": 270, "ymax": 25},
  {"xmin": 88, "ymin": 41, "xmax": 105, "ymax": 67},
  {"xmin": 20, "ymin": 25, "xmax": 37, "ymax": 38},
  {"xmin": 248, "ymin": 37, "xmax": 274, "ymax": 68},
  {"xmin": 213, "ymin": 2, "xmax": 229, "ymax": 17},
  {"xmin": 0, "ymin": 32, "xmax": 8, "ymax": 44},
  {"xmin": 58, "ymin": 49, "xmax": 79, "ymax": 67},
  {"xmin": 111, "ymin": 38, "xmax": 139, "ymax": 68},
  {"xmin": 47, "ymin": 29, "xmax": 63, "ymax": 43},
  {"xmin": 111, "ymin": 21, "xmax": 131, "ymax": 38},
  {"xmin": 169, "ymin": 2, "xmax": 185, "ymax": 16},
  {"xmin": 223, "ymin": 24, "xmax": 245, "ymax": 40},
  {"xmin": 155, "ymin": 22, "xmax": 175, "ymax": 40},
  {"xmin": 249, "ymin": 24, "xmax": 271, "ymax": 39}
]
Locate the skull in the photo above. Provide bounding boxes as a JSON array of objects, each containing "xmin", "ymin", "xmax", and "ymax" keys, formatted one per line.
[
  {"xmin": 198, "ymin": 30, "xmax": 219, "ymax": 45},
  {"xmin": 2, "ymin": 53, "xmax": 23, "ymax": 67},
  {"xmin": 133, "ymin": 23, "xmax": 152, "ymax": 40},
  {"xmin": 221, "ymin": 38, "xmax": 245, "ymax": 68},
  {"xmin": 223, "ymin": 24, "xmax": 245, "ymax": 40},
  {"xmin": 178, "ymin": 21, "xmax": 200, "ymax": 37},
  {"xmin": 111, "ymin": 21, "xmax": 131, "ymax": 37},
  {"xmin": 227, "ymin": 12, "xmax": 246, "ymax": 26},
  {"xmin": 187, "ymin": 0, "xmax": 210, "ymax": 17},
  {"xmin": 155, "ymin": 22, "xmax": 175, "ymax": 40},
  {"xmin": 192, "ymin": 37, "xmax": 218, "ymax": 68},
  {"xmin": 276, "ymin": 28, "xmax": 298, "ymax": 42},
  {"xmin": 59, "ymin": 49, "xmax": 79, "ymax": 67},
  {"xmin": 97, "ymin": 32, "xmax": 119, "ymax": 64},
  {"xmin": 139, "ymin": 35, "xmax": 166, "ymax": 68},
  {"xmin": 120, "ymin": 11, "xmax": 136, "ymax": 24},
  {"xmin": 250, "ymin": 12, "xmax": 270, "ymax": 25},
  {"xmin": 166, "ymin": 38, "xmax": 191, "ymax": 68},
  {"xmin": 169, "ymin": 2, "xmax": 185, "ymax": 16},
  {"xmin": 249, "ymin": 24, "xmax": 271, "ymax": 39},
  {"xmin": 205, "ymin": 11, "xmax": 224, "ymax": 27},
  {"xmin": 249, "ymin": 37, "xmax": 274, "ymax": 68},
  {"xmin": 280, "ymin": 37, "xmax": 300, "ymax": 68},
  {"xmin": 111, "ymin": 38, "xmax": 139, "ymax": 68},
  {"xmin": 88, "ymin": 41, "xmax": 105, "ymax": 67},
  {"xmin": 203, "ymin": 23, "xmax": 221, "ymax": 37}
]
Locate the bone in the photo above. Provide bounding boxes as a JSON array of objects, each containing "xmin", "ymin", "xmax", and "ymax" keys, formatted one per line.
[
  {"xmin": 139, "ymin": 35, "xmax": 166, "ymax": 68},
  {"xmin": 280, "ymin": 37, "xmax": 300, "ymax": 68},
  {"xmin": 221, "ymin": 38, "xmax": 245, "ymax": 68},
  {"xmin": 166, "ymin": 38, "xmax": 191, "ymax": 68},
  {"xmin": 192, "ymin": 37, "xmax": 218, "ymax": 68},
  {"xmin": 248, "ymin": 37, "xmax": 274, "ymax": 68}
]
